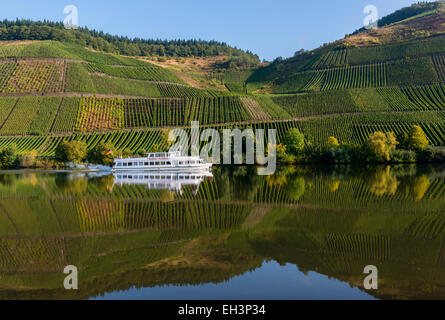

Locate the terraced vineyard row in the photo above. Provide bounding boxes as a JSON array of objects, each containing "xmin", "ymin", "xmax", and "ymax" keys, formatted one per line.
[
  {"xmin": 313, "ymin": 49, "xmax": 348, "ymax": 69},
  {"xmin": 187, "ymin": 96, "xmax": 250, "ymax": 124},
  {"xmin": 76, "ymin": 97, "xmax": 125, "ymax": 132},
  {"xmin": 86, "ymin": 63, "xmax": 182, "ymax": 83},
  {"xmin": 240, "ymin": 97, "xmax": 271, "ymax": 120},
  {"xmin": 321, "ymin": 63, "xmax": 387, "ymax": 90},
  {"xmin": 0, "ymin": 60, "xmax": 65, "ymax": 94},
  {"xmin": 301, "ymin": 71, "xmax": 325, "ymax": 91},
  {"xmin": 124, "ymin": 98, "xmax": 187, "ymax": 127},
  {"xmin": 50, "ymin": 98, "xmax": 81, "ymax": 132},
  {"xmin": 401, "ymin": 85, "xmax": 445, "ymax": 111},
  {"xmin": 271, "ymin": 88, "xmax": 392, "ymax": 117},
  {"xmin": 432, "ymin": 54, "xmax": 445, "ymax": 82},
  {"xmin": 0, "ymin": 61, "xmax": 17, "ymax": 89},
  {"xmin": 288, "ymin": 62, "xmax": 387, "ymax": 92},
  {"xmin": 1, "ymin": 110, "xmax": 442, "ymax": 156},
  {"xmin": 0, "ymin": 97, "xmax": 61, "ymax": 135},
  {"xmin": 249, "ymin": 112, "xmax": 445, "ymax": 148},
  {"xmin": 156, "ymin": 83, "xmax": 225, "ymax": 98}
]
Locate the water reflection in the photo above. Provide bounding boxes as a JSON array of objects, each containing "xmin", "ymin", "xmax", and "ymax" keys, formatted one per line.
[
  {"xmin": 0, "ymin": 164, "xmax": 444, "ymax": 300},
  {"xmin": 113, "ymin": 171, "xmax": 213, "ymax": 195}
]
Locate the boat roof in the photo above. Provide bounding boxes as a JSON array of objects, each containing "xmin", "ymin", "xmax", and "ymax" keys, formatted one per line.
[{"xmin": 114, "ymin": 152, "xmax": 203, "ymax": 161}]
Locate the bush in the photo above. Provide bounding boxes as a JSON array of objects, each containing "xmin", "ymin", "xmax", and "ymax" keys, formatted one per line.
[
  {"xmin": 118, "ymin": 148, "xmax": 133, "ymax": 158},
  {"xmin": 390, "ymin": 149, "xmax": 417, "ymax": 163},
  {"xmin": 365, "ymin": 131, "xmax": 398, "ymax": 162},
  {"xmin": 282, "ymin": 128, "xmax": 305, "ymax": 155},
  {"xmin": 327, "ymin": 136, "xmax": 340, "ymax": 148},
  {"xmin": 0, "ymin": 144, "xmax": 19, "ymax": 169},
  {"xmin": 408, "ymin": 125, "xmax": 429, "ymax": 151},
  {"xmin": 55, "ymin": 140, "xmax": 87, "ymax": 164},
  {"xmin": 416, "ymin": 145, "xmax": 437, "ymax": 162},
  {"xmin": 19, "ymin": 150, "xmax": 38, "ymax": 168},
  {"xmin": 322, "ymin": 145, "xmax": 355, "ymax": 164},
  {"xmin": 87, "ymin": 142, "xmax": 115, "ymax": 166}
]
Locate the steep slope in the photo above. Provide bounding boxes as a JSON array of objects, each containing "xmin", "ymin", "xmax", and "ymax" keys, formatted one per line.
[
  {"xmin": 0, "ymin": 2, "xmax": 444, "ymax": 157},
  {"xmin": 248, "ymin": 1, "xmax": 445, "ymax": 93}
]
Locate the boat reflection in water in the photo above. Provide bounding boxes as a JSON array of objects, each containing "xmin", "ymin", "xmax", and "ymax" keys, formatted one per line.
[{"xmin": 113, "ymin": 170, "xmax": 213, "ymax": 195}]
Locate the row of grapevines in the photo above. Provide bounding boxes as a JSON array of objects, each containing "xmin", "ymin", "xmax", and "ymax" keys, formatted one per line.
[
  {"xmin": 76, "ymin": 97, "xmax": 125, "ymax": 132},
  {"xmin": 321, "ymin": 63, "xmax": 387, "ymax": 90},
  {"xmin": 187, "ymin": 96, "xmax": 250, "ymax": 124},
  {"xmin": 313, "ymin": 49, "xmax": 348, "ymax": 69},
  {"xmin": 401, "ymin": 85, "xmax": 445, "ymax": 111},
  {"xmin": 0, "ymin": 60, "xmax": 64, "ymax": 94},
  {"xmin": 124, "ymin": 98, "xmax": 187, "ymax": 128},
  {"xmin": 86, "ymin": 63, "xmax": 182, "ymax": 83},
  {"xmin": 432, "ymin": 54, "xmax": 445, "ymax": 82}
]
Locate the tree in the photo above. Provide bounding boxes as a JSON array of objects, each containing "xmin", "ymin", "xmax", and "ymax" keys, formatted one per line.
[
  {"xmin": 19, "ymin": 150, "xmax": 37, "ymax": 168},
  {"xmin": 408, "ymin": 125, "xmax": 429, "ymax": 151},
  {"xmin": 327, "ymin": 136, "xmax": 339, "ymax": 148},
  {"xmin": 366, "ymin": 131, "xmax": 398, "ymax": 162},
  {"xmin": 55, "ymin": 140, "xmax": 87, "ymax": 164},
  {"xmin": 282, "ymin": 129, "xmax": 305, "ymax": 155},
  {"xmin": 0, "ymin": 144, "xmax": 19, "ymax": 169},
  {"xmin": 87, "ymin": 142, "xmax": 115, "ymax": 166}
]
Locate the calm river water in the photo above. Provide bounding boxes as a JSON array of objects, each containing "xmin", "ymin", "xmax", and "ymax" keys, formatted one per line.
[{"xmin": 0, "ymin": 164, "xmax": 444, "ymax": 300}]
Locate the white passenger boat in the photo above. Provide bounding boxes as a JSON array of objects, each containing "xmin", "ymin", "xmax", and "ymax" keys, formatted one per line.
[
  {"xmin": 112, "ymin": 151, "xmax": 212, "ymax": 172},
  {"xmin": 113, "ymin": 171, "xmax": 213, "ymax": 194}
]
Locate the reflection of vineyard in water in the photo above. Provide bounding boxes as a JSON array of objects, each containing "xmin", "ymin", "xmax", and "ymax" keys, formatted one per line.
[{"xmin": 0, "ymin": 165, "xmax": 444, "ymax": 299}]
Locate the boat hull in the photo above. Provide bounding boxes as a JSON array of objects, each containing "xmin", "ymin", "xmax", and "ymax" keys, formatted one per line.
[{"xmin": 112, "ymin": 164, "xmax": 212, "ymax": 172}]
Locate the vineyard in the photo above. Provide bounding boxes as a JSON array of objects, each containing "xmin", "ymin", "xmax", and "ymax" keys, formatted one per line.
[
  {"xmin": 432, "ymin": 54, "xmax": 445, "ymax": 82},
  {"xmin": 312, "ymin": 48, "xmax": 348, "ymax": 69},
  {"xmin": 50, "ymin": 98, "xmax": 81, "ymax": 132},
  {"xmin": 86, "ymin": 62, "xmax": 183, "ymax": 83},
  {"xmin": 0, "ymin": 97, "xmax": 61, "ymax": 135},
  {"xmin": 186, "ymin": 96, "xmax": 250, "ymax": 124},
  {"xmin": 156, "ymin": 82, "xmax": 226, "ymax": 98},
  {"xmin": 124, "ymin": 98, "xmax": 188, "ymax": 128},
  {"xmin": 76, "ymin": 97, "xmax": 125, "ymax": 132},
  {"xmin": 0, "ymin": 110, "xmax": 443, "ymax": 156},
  {"xmin": 321, "ymin": 63, "xmax": 387, "ymax": 90},
  {"xmin": 0, "ymin": 24, "xmax": 444, "ymax": 157},
  {"xmin": 0, "ymin": 59, "xmax": 65, "ymax": 94}
]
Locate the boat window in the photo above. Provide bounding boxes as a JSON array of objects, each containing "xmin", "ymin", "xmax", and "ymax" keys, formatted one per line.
[
  {"xmin": 117, "ymin": 163, "xmax": 122, "ymax": 167},
  {"xmin": 123, "ymin": 175, "xmax": 127, "ymax": 179},
  {"xmin": 144, "ymin": 162, "xmax": 149, "ymax": 166},
  {"xmin": 123, "ymin": 163, "xmax": 128, "ymax": 167},
  {"xmin": 139, "ymin": 162, "xmax": 144, "ymax": 166},
  {"xmin": 166, "ymin": 161, "xmax": 171, "ymax": 165},
  {"xmin": 150, "ymin": 162, "xmax": 154, "ymax": 166},
  {"xmin": 155, "ymin": 162, "xmax": 160, "ymax": 166}
]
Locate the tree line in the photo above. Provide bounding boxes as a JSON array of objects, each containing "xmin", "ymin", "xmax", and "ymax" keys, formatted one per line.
[{"xmin": 0, "ymin": 19, "xmax": 260, "ymax": 64}]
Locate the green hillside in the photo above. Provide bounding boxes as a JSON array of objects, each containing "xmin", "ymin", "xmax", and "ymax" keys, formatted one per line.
[{"xmin": 0, "ymin": 2, "xmax": 444, "ymax": 159}]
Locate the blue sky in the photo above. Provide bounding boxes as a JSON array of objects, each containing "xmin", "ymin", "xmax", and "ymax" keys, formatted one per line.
[{"xmin": 1, "ymin": 0, "xmax": 435, "ymax": 60}]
